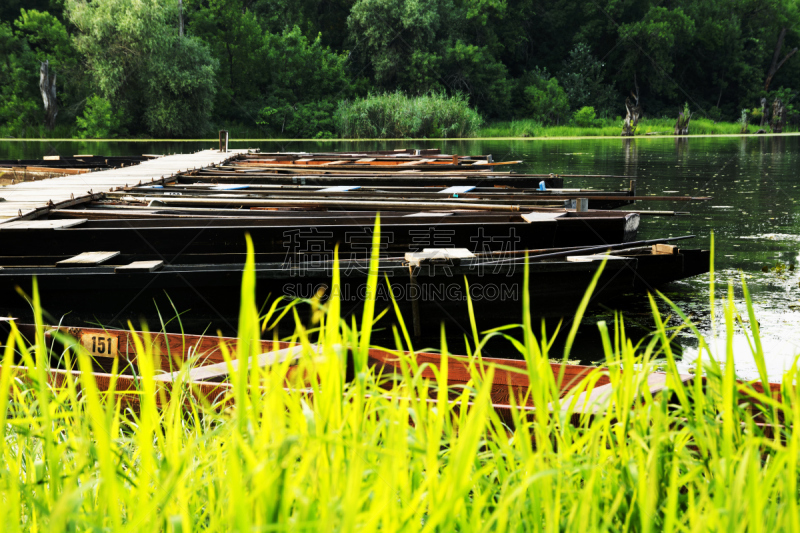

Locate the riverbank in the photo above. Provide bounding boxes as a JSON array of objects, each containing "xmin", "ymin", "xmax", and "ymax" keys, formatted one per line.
[
  {"xmin": 477, "ymin": 117, "xmax": 798, "ymax": 138},
  {"xmin": 6, "ymin": 118, "xmax": 800, "ymax": 144},
  {"xmin": 5, "ymin": 132, "xmax": 800, "ymax": 143}
]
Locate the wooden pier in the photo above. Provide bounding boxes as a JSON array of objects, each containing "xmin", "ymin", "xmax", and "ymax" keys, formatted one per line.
[{"xmin": 0, "ymin": 149, "xmax": 247, "ymax": 223}]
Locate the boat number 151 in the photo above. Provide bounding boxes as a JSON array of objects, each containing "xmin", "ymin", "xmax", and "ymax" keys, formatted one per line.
[{"xmin": 81, "ymin": 334, "xmax": 119, "ymax": 357}]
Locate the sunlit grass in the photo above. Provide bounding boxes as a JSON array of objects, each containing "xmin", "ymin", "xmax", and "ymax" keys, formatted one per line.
[
  {"xmin": 478, "ymin": 117, "xmax": 797, "ymax": 138},
  {"xmin": 1, "ymin": 230, "xmax": 799, "ymax": 531}
]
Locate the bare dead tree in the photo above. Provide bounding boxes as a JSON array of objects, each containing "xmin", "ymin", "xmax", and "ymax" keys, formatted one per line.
[
  {"xmin": 621, "ymin": 74, "xmax": 642, "ymax": 136},
  {"xmin": 765, "ymin": 28, "xmax": 798, "ymax": 92},
  {"xmin": 760, "ymin": 97, "xmax": 768, "ymax": 127},
  {"xmin": 179, "ymin": 0, "xmax": 184, "ymax": 37},
  {"xmin": 674, "ymin": 105, "xmax": 692, "ymax": 135},
  {"xmin": 621, "ymin": 79, "xmax": 641, "ymax": 137},
  {"xmin": 770, "ymin": 98, "xmax": 786, "ymax": 133},
  {"xmin": 39, "ymin": 60, "xmax": 58, "ymax": 131}
]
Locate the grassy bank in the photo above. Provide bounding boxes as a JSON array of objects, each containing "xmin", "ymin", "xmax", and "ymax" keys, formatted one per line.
[
  {"xmin": 478, "ymin": 117, "xmax": 796, "ymax": 137},
  {"xmin": 4, "ymin": 115, "xmax": 797, "ymax": 142},
  {"xmin": 1, "ymin": 229, "xmax": 799, "ymax": 531}
]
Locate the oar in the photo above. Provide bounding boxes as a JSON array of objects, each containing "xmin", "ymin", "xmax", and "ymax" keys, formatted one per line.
[{"xmin": 472, "ymin": 235, "xmax": 697, "ymax": 265}]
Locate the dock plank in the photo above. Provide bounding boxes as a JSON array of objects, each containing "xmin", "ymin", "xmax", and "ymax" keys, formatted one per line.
[{"xmin": 0, "ymin": 149, "xmax": 248, "ymax": 223}]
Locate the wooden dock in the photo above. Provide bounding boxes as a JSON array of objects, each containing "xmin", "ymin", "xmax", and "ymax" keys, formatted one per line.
[{"xmin": 0, "ymin": 149, "xmax": 247, "ymax": 223}]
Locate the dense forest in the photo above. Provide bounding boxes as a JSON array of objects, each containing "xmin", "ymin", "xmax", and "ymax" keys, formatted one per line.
[{"xmin": 1, "ymin": 0, "xmax": 798, "ymax": 138}]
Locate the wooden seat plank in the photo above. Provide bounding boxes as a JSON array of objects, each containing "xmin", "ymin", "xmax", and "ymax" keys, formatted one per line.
[
  {"xmin": 438, "ymin": 185, "xmax": 476, "ymax": 194},
  {"xmin": 115, "ymin": 260, "xmax": 164, "ymax": 273},
  {"xmin": 521, "ymin": 212, "xmax": 566, "ymax": 222},
  {"xmin": 152, "ymin": 344, "xmax": 324, "ymax": 382},
  {"xmin": 57, "ymin": 251, "xmax": 120, "ymax": 267},
  {"xmin": 0, "ymin": 219, "xmax": 87, "ymax": 230},
  {"xmin": 561, "ymin": 372, "xmax": 693, "ymax": 414}
]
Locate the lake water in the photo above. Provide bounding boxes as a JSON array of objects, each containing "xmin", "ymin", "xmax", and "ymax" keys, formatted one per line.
[{"xmin": 2, "ymin": 136, "xmax": 799, "ymax": 379}]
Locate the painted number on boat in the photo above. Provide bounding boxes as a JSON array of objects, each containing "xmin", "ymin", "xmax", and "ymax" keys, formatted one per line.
[{"xmin": 81, "ymin": 334, "xmax": 119, "ymax": 358}]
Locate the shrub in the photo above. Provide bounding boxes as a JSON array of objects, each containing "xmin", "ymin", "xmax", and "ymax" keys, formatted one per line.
[
  {"xmin": 258, "ymin": 99, "xmax": 338, "ymax": 138},
  {"xmin": 523, "ymin": 71, "xmax": 569, "ymax": 125},
  {"xmin": 76, "ymin": 95, "xmax": 124, "ymax": 138},
  {"xmin": 334, "ymin": 92, "xmax": 483, "ymax": 138},
  {"xmin": 707, "ymin": 106, "xmax": 722, "ymax": 122},
  {"xmin": 572, "ymin": 106, "xmax": 597, "ymax": 127}
]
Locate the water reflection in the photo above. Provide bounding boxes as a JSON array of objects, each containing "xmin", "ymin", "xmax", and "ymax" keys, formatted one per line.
[{"xmin": 623, "ymin": 138, "xmax": 638, "ymax": 177}]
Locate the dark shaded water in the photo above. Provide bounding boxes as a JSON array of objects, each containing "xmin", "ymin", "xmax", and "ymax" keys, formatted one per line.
[{"xmin": 2, "ymin": 136, "xmax": 799, "ymax": 378}]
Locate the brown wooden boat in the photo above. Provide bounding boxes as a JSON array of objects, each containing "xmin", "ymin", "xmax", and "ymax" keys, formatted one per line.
[
  {"xmin": 3, "ymin": 323, "xmax": 782, "ymax": 431},
  {"xmin": 230, "ymin": 150, "xmax": 521, "ymax": 172},
  {"xmin": 0, "ymin": 323, "xmax": 586, "ymax": 423}
]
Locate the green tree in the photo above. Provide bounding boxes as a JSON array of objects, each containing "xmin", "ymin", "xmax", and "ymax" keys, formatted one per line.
[
  {"xmin": 522, "ymin": 69, "xmax": 570, "ymax": 124},
  {"xmin": 187, "ymin": 0, "xmax": 352, "ymax": 136},
  {"xmin": 347, "ymin": 0, "xmax": 447, "ymax": 93},
  {"xmin": 0, "ymin": 22, "xmax": 40, "ymax": 136},
  {"xmin": 347, "ymin": 0, "xmax": 510, "ymax": 116},
  {"xmin": 66, "ymin": 0, "xmax": 217, "ymax": 137},
  {"xmin": 15, "ymin": 9, "xmax": 84, "ymax": 127},
  {"xmin": 254, "ymin": 28, "xmax": 353, "ymax": 137},
  {"xmin": 615, "ymin": 6, "xmax": 696, "ymax": 101},
  {"xmin": 0, "ymin": 0, "xmax": 57, "ymax": 24},
  {"xmin": 559, "ymin": 43, "xmax": 616, "ymax": 116}
]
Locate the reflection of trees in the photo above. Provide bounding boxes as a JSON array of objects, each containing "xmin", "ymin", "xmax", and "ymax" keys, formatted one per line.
[
  {"xmin": 674, "ymin": 136, "xmax": 689, "ymax": 166},
  {"xmin": 623, "ymin": 138, "xmax": 638, "ymax": 177},
  {"xmin": 754, "ymin": 136, "xmax": 785, "ymax": 180},
  {"xmin": 771, "ymin": 136, "xmax": 785, "ymax": 158}
]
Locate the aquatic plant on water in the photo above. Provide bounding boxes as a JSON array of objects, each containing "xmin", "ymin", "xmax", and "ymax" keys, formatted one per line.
[{"xmin": 1, "ymin": 226, "xmax": 799, "ymax": 531}]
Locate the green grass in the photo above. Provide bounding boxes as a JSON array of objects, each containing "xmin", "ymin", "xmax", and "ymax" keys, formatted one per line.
[
  {"xmin": 1, "ymin": 230, "xmax": 799, "ymax": 531},
  {"xmin": 478, "ymin": 117, "xmax": 798, "ymax": 138}
]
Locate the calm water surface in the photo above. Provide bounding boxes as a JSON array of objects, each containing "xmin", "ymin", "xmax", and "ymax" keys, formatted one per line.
[{"xmin": 2, "ymin": 136, "xmax": 799, "ymax": 379}]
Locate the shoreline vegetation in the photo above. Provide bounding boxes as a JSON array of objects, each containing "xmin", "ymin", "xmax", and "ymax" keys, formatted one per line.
[
  {"xmin": 3, "ymin": 94, "xmax": 797, "ymax": 143},
  {"xmin": 2, "ymin": 0, "xmax": 798, "ymax": 144},
  {"xmin": 3, "ymin": 130, "xmax": 800, "ymax": 143}
]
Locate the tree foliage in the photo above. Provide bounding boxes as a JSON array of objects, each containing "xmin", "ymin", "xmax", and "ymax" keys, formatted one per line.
[
  {"xmin": 187, "ymin": 0, "xmax": 352, "ymax": 137},
  {"xmin": 559, "ymin": 44, "xmax": 616, "ymax": 117},
  {"xmin": 66, "ymin": 0, "xmax": 217, "ymax": 137},
  {"xmin": 523, "ymin": 70, "xmax": 570, "ymax": 125},
  {"xmin": 0, "ymin": 22, "xmax": 41, "ymax": 136},
  {"xmin": 76, "ymin": 94, "xmax": 123, "ymax": 138},
  {"xmin": 0, "ymin": 0, "xmax": 798, "ymax": 137}
]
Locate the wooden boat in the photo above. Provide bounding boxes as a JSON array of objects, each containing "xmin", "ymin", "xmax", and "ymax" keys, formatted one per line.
[
  {"xmin": 1, "ymin": 323, "xmax": 782, "ymax": 430},
  {"xmin": 0, "ymin": 322, "xmax": 648, "ymax": 415},
  {"xmin": 229, "ymin": 151, "xmax": 521, "ymax": 172},
  {"xmin": 0, "ymin": 155, "xmax": 159, "ymax": 184},
  {"xmin": 0, "ymin": 239, "xmax": 708, "ymax": 334},
  {"xmin": 180, "ymin": 157, "xmax": 707, "ymax": 211},
  {"xmin": 0, "ymin": 154, "xmax": 156, "ymax": 171},
  {"xmin": 110, "ymin": 182, "xmax": 646, "ymax": 210},
  {"xmin": 0, "ymin": 209, "xmax": 641, "ymax": 267}
]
